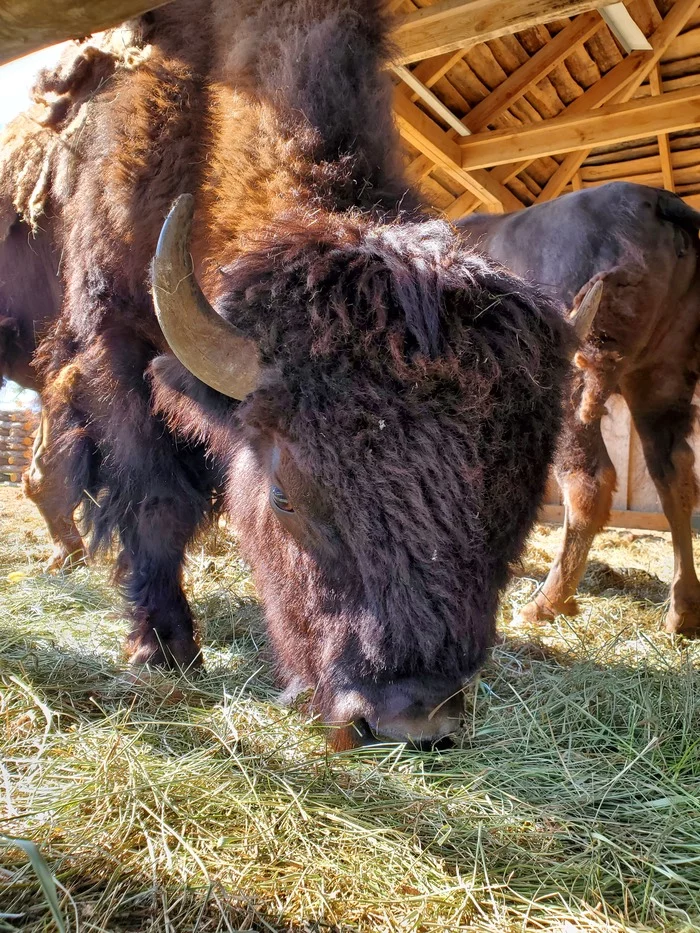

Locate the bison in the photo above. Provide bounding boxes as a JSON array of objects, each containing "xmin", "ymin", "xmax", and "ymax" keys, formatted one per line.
[
  {"xmin": 458, "ymin": 181, "xmax": 700, "ymax": 637},
  {"xmin": 13, "ymin": 0, "xmax": 589, "ymax": 749},
  {"xmin": 0, "ymin": 37, "xmax": 139, "ymax": 570}
]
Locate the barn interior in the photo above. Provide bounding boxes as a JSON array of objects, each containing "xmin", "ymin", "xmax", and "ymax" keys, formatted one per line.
[
  {"xmin": 1, "ymin": 4, "xmax": 700, "ymax": 932},
  {"xmin": 389, "ymin": 0, "xmax": 700, "ymax": 215}
]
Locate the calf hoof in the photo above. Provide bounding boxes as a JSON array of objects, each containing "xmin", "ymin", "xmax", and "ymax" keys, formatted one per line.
[
  {"xmin": 516, "ymin": 596, "xmax": 578, "ymax": 625},
  {"xmin": 126, "ymin": 629, "xmax": 203, "ymax": 673},
  {"xmin": 45, "ymin": 545, "xmax": 88, "ymax": 574}
]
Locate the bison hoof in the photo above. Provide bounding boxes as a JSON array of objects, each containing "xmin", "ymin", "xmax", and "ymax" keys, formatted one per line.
[
  {"xmin": 126, "ymin": 630, "xmax": 203, "ymax": 673},
  {"xmin": 45, "ymin": 545, "xmax": 88, "ymax": 574},
  {"xmin": 664, "ymin": 607, "xmax": 700, "ymax": 638},
  {"xmin": 516, "ymin": 596, "xmax": 578, "ymax": 625}
]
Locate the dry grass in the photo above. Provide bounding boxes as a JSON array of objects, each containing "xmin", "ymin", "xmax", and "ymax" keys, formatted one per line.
[{"xmin": 1, "ymin": 486, "xmax": 699, "ymax": 933}]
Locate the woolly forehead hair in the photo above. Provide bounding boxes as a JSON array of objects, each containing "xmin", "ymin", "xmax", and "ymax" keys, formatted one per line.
[{"xmin": 218, "ymin": 215, "xmax": 570, "ymax": 396}]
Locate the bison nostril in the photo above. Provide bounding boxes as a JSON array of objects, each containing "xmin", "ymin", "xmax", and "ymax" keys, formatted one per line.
[
  {"xmin": 353, "ymin": 718, "xmax": 380, "ymax": 746},
  {"xmin": 410, "ymin": 734, "xmax": 455, "ymax": 752}
]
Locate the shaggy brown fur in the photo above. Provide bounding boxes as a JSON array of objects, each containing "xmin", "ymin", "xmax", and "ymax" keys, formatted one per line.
[
  {"xmin": 31, "ymin": 0, "xmax": 573, "ymax": 746},
  {"xmin": 459, "ymin": 182, "xmax": 700, "ymax": 638},
  {"xmin": 0, "ymin": 35, "xmax": 137, "ymax": 569}
]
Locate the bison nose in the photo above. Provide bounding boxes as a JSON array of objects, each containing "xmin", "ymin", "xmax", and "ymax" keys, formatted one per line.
[{"xmin": 358, "ymin": 685, "xmax": 463, "ymax": 749}]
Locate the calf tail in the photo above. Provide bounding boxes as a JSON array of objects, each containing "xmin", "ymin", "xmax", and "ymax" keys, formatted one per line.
[{"xmin": 657, "ymin": 190, "xmax": 700, "ymax": 233}]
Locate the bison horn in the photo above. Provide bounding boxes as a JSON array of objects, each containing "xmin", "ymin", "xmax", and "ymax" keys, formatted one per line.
[
  {"xmin": 151, "ymin": 194, "xmax": 260, "ymax": 400},
  {"xmin": 568, "ymin": 278, "xmax": 603, "ymax": 344}
]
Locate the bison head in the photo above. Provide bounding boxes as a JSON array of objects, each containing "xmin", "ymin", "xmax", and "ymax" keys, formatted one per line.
[{"xmin": 151, "ymin": 196, "xmax": 587, "ymax": 749}]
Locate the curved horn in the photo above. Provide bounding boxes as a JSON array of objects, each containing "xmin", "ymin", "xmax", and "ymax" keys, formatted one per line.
[
  {"xmin": 569, "ymin": 278, "xmax": 603, "ymax": 344},
  {"xmin": 151, "ymin": 194, "xmax": 260, "ymax": 400}
]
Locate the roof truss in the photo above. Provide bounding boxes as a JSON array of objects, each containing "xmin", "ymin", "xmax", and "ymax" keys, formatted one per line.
[{"xmin": 391, "ymin": 0, "xmax": 700, "ymax": 216}]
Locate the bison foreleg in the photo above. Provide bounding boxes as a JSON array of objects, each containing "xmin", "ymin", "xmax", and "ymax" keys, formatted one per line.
[
  {"xmin": 630, "ymin": 397, "xmax": 700, "ymax": 637},
  {"xmin": 116, "ymin": 486, "xmax": 209, "ymax": 673},
  {"xmin": 518, "ymin": 416, "xmax": 615, "ymax": 624}
]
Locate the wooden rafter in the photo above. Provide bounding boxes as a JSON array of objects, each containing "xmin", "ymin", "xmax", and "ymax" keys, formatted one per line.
[
  {"xmin": 396, "ymin": 8, "xmax": 608, "ymax": 205},
  {"xmin": 534, "ymin": 0, "xmax": 700, "ymax": 201},
  {"xmin": 392, "ymin": 0, "xmax": 618, "ymax": 64},
  {"xmin": 442, "ymin": 31, "xmax": 651, "ymax": 217},
  {"xmin": 0, "ymin": 0, "xmax": 172, "ymax": 64},
  {"xmin": 461, "ymin": 10, "xmax": 605, "ymax": 130},
  {"xmin": 459, "ymin": 85, "xmax": 700, "ymax": 170},
  {"xmin": 393, "ymin": 91, "xmax": 522, "ymax": 210},
  {"xmin": 650, "ymin": 65, "xmax": 675, "ymax": 191}
]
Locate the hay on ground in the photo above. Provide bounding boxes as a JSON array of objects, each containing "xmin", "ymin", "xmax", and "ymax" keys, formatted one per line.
[{"xmin": 1, "ymin": 487, "xmax": 699, "ymax": 933}]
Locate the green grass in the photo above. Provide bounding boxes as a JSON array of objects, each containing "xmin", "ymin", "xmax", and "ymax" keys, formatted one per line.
[{"xmin": 1, "ymin": 489, "xmax": 699, "ymax": 932}]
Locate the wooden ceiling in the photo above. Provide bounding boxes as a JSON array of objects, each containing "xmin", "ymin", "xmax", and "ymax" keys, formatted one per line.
[{"xmin": 389, "ymin": 0, "xmax": 700, "ymax": 216}]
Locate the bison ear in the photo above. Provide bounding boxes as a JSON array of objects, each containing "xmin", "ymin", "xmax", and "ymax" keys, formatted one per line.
[
  {"xmin": 568, "ymin": 278, "xmax": 603, "ymax": 345},
  {"xmin": 148, "ymin": 353, "xmax": 232, "ymax": 446},
  {"xmin": 151, "ymin": 194, "xmax": 260, "ymax": 401}
]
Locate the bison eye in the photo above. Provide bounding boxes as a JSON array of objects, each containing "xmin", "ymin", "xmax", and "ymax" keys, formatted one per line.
[{"xmin": 270, "ymin": 485, "xmax": 294, "ymax": 513}]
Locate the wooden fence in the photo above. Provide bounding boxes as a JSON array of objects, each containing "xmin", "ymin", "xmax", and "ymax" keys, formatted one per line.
[
  {"xmin": 0, "ymin": 402, "xmax": 694, "ymax": 530},
  {"xmin": 540, "ymin": 395, "xmax": 700, "ymax": 532},
  {"xmin": 0, "ymin": 409, "xmax": 38, "ymax": 484}
]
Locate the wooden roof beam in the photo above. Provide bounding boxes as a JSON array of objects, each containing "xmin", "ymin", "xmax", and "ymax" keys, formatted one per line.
[
  {"xmin": 463, "ymin": 9, "xmax": 605, "ymax": 131},
  {"xmin": 402, "ymin": 9, "xmax": 607, "ymax": 205},
  {"xmin": 393, "ymin": 91, "xmax": 522, "ymax": 211},
  {"xmin": 650, "ymin": 65, "xmax": 675, "ymax": 191},
  {"xmin": 392, "ymin": 0, "xmax": 618, "ymax": 65},
  {"xmin": 444, "ymin": 38, "xmax": 650, "ymax": 217},
  {"xmin": 535, "ymin": 0, "xmax": 699, "ymax": 201},
  {"xmin": 479, "ymin": 48, "xmax": 649, "ymax": 188},
  {"xmin": 0, "ymin": 0, "xmax": 173, "ymax": 65},
  {"xmin": 394, "ymin": 65, "xmax": 472, "ymax": 136},
  {"xmin": 459, "ymin": 84, "xmax": 700, "ymax": 169}
]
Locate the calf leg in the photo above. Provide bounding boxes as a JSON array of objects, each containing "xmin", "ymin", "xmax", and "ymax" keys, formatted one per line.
[
  {"xmin": 628, "ymin": 394, "xmax": 700, "ymax": 637},
  {"xmin": 22, "ymin": 409, "xmax": 87, "ymax": 572},
  {"xmin": 518, "ymin": 417, "xmax": 616, "ymax": 624}
]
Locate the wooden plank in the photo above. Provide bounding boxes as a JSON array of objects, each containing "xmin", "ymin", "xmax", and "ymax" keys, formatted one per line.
[
  {"xmin": 650, "ymin": 64, "xmax": 676, "ymax": 191},
  {"xmin": 444, "ymin": 190, "xmax": 481, "ymax": 219},
  {"xmin": 397, "ymin": 11, "xmax": 603, "ymax": 184},
  {"xmin": 394, "ymin": 65, "xmax": 472, "ymax": 135},
  {"xmin": 410, "ymin": 50, "xmax": 469, "ymax": 89},
  {"xmin": 580, "ymin": 146, "xmax": 700, "ymax": 180},
  {"xmin": 535, "ymin": 0, "xmax": 700, "ymax": 201},
  {"xmin": 459, "ymin": 85, "xmax": 700, "ymax": 170},
  {"xmin": 446, "ymin": 48, "xmax": 650, "ymax": 216},
  {"xmin": 421, "ymin": 20, "xmax": 645, "ymax": 215},
  {"xmin": 0, "ymin": 0, "xmax": 173, "ymax": 65},
  {"xmin": 462, "ymin": 10, "xmax": 604, "ymax": 131},
  {"xmin": 539, "ymin": 504, "xmax": 682, "ymax": 532},
  {"xmin": 392, "ymin": 0, "xmax": 618, "ymax": 65},
  {"xmin": 684, "ymin": 193, "xmax": 700, "ymax": 209},
  {"xmin": 600, "ymin": 395, "xmax": 631, "ymax": 510},
  {"xmin": 393, "ymin": 90, "xmax": 523, "ymax": 209}
]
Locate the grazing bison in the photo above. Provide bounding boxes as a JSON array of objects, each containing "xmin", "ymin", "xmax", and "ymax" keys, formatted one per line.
[
  {"xmin": 0, "ymin": 35, "xmax": 145, "ymax": 569},
  {"xmin": 458, "ymin": 181, "xmax": 700, "ymax": 637},
  {"xmin": 0, "ymin": 211, "xmax": 86, "ymax": 572},
  {"xmin": 25, "ymin": 0, "xmax": 585, "ymax": 749}
]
